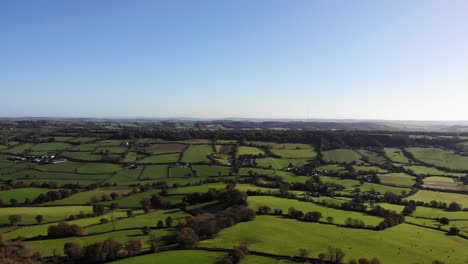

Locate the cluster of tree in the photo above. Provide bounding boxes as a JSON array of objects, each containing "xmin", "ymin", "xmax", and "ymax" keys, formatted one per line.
[
  {"xmin": 89, "ymin": 192, "xmax": 121, "ymax": 203},
  {"xmin": 141, "ymin": 194, "xmax": 170, "ymax": 212},
  {"xmin": 402, "ymin": 201, "xmax": 417, "ymax": 216},
  {"xmin": 63, "ymin": 238, "xmax": 142, "ymax": 263},
  {"xmin": 184, "ymin": 184, "xmax": 247, "ymax": 209},
  {"xmin": 0, "ymin": 239, "xmax": 41, "ymax": 263},
  {"xmin": 376, "ymin": 211, "xmax": 405, "ymax": 230},
  {"xmin": 32, "ymin": 189, "xmax": 72, "ymax": 204},
  {"xmin": 47, "ymin": 222, "xmax": 85, "ymax": 238},
  {"xmin": 344, "ymin": 217, "xmax": 366, "ymax": 228},
  {"xmin": 218, "ymin": 242, "xmax": 249, "ymax": 264},
  {"xmin": 177, "ymin": 205, "xmax": 256, "ymax": 247},
  {"xmin": 347, "ymin": 257, "xmax": 383, "ymax": 264}
]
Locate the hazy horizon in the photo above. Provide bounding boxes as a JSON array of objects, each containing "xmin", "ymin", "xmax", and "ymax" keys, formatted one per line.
[{"xmin": 2, "ymin": 1, "xmax": 468, "ymax": 120}]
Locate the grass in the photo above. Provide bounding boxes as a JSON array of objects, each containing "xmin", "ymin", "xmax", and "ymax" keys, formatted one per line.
[
  {"xmin": 95, "ymin": 147, "xmax": 127, "ymax": 154},
  {"xmin": 137, "ymin": 153, "xmax": 181, "ymax": 163},
  {"xmin": 256, "ymin": 158, "xmax": 309, "ymax": 170},
  {"xmin": 269, "ymin": 148, "xmax": 317, "ymax": 159},
  {"xmin": 30, "ymin": 142, "xmax": 72, "ymax": 152},
  {"xmin": 168, "ymin": 183, "xmax": 227, "ymax": 195},
  {"xmin": 62, "ymin": 151, "xmax": 103, "ymax": 161},
  {"xmin": 384, "ymin": 148, "xmax": 411, "ymax": 164},
  {"xmin": 406, "ymin": 147, "xmax": 468, "ymax": 171},
  {"xmin": 322, "ymin": 149, "xmax": 363, "ymax": 163},
  {"xmin": 77, "ymin": 163, "xmax": 122, "ymax": 174},
  {"xmin": 45, "ymin": 187, "xmax": 133, "ymax": 205},
  {"xmin": 191, "ymin": 165, "xmax": 232, "ymax": 177},
  {"xmin": 123, "ymin": 152, "xmax": 137, "ymax": 163},
  {"xmin": 86, "ymin": 209, "xmax": 188, "ymax": 234},
  {"xmin": 199, "ymin": 215, "xmax": 468, "ymax": 264},
  {"xmin": 403, "ymin": 165, "xmax": 466, "ymax": 177},
  {"xmin": 169, "ymin": 166, "xmax": 193, "ymax": 177},
  {"xmin": 352, "ymin": 165, "xmax": 387, "ymax": 173},
  {"xmin": 237, "ymin": 146, "xmax": 265, "ymax": 156},
  {"xmin": 247, "ymin": 196, "xmax": 382, "ymax": 226},
  {"xmin": 100, "ymin": 190, "xmax": 162, "ymax": 208},
  {"xmin": 140, "ymin": 165, "xmax": 168, "ymax": 179},
  {"xmin": 0, "ymin": 206, "xmax": 93, "ymax": 225},
  {"xmin": 411, "ymin": 206, "xmax": 468, "ymax": 219},
  {"xmin": 5, "ymin": 143, "xmax": 34, "ymax": 154},
  {"xmin": 70, "ymin": 143, "xmax": 98, "ymax": 151},
  {"xmin": 407, "ymin": 190, "xmax": 468, "ymax": 208},
  {"xmin": 355, "ymin": 149, "xmax": 387, "ymax": 164},
  {"xmin": 423, "ymin": 176, "xmax": 455, "ymax": 183},
  {"xmin": 181, "ymin": 145, "xmax": 213, "ymax": 163},
  {"xmin": 35, "ymin": 161, "xmax": 84, "ymax": 172},
  {"xmin": 378, "ymin": 173, "xmax": 415, "ymax": 187},
  {"xmin": 0, "ymin": 188, "xmax": 59, "ymax": 204},
  {"xmin": 111, "ymin": 250, "xmax": 224, "ymax": 264}
]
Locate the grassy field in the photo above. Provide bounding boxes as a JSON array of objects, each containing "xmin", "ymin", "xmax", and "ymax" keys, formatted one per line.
[
  {"xmin": 411, "ymin": 206, "xmax": 468, "ymax": 219},
  {"xmin": 112, "ymin": 250, "xmax": 224, "ymax": 264},
  {"xmin": 140, "ymin": 165, "xmax": 168, "ymax": 179},
  {"xmin": 199, "ymin": 215, "xmax": 468, "ymax": 264},
  {"xmin": 406, "ymin": 147, "xmax": 468, "ymax": 171},
  {"xmin": 5, "ymin": 143, "xmax": 34, "ymax": 154},
  {"xmin": 45, "ymin": 187, "xmax": 133, "ymax": 205},
  {"xmin": 407, "ymin": 190, "xmax": 468, "ymax": 208},
  {"xmin": 62, "ymin": 151, "xmax": 103, "ymax": 161},
  {"xmin": 270, "ymin": 148, "xmax": 317, "ymax": 159},
  {"xmin": 191, "ymin": 165, "xmax": 232, "ymax": 177},
  {"xmin": 181, "ymin": 145, "xmax": 213, "ymax": 163},
  {"xmin": 137, "ymin": 153, "xmax": 181, "ymax": 163},
  {"xmin": 378, "ymin": 173, "xmax": 415, "ymax": 187},
  {"xmin": 256, "ymin": 157, "xmax": 309, "ymax": 170},
  {"xmin": 35, "ymin": 161, "xmax": 84, "ymax": 172},
  {"xmin": 322, "ymin": 149, "xmax": 363, "ymax": 163},
  {"xmin": 355, "ymin": 149, "xmax": 386, "ymax": 164},
  {"xmin": 403, "ymin": 165, "xmax": 466, "ymax": 177},
  {"xmin": 248, "ymin": 196, "xmax": 382, "ymax": 226},
  {"xmin": 30, "ymin": 142, "xmax": 72, "ymax": 152},
  {"xmin": 169, "ymin": 166, "xmax": 193, "ymax": 177},
  {"xmin": 384, "ymin": 148, "xmax": 412, "ymax": 164},
  {"xmin": 0, "ymin": 206, "xmax": 93, "ymax": 225},
  {"xmin": 237, "ymin": 146, "xmax": 265, "ymax": 156},
  {"xmin": 0, "ymin": 188, "xmax": 60, "ymax": 205},
  {"xmin": 422, "ymin": 176, "xmax": 462, "ymax": 190},
  {"xmin": 77, "ymin": 163, "xmax": 122, "ymax": 174},
  {"xmin": 352, "ymin": 165, "xmax": 387, "ymax": 173}
]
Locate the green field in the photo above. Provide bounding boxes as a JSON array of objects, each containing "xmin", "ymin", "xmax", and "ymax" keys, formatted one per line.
[
  {"xmin": 35, "ymin": 161, "xmax": 84, "ymax": 172},
  {"xmin": 0, "ymin": 206, "xmax": 93, "ymax": 225},
  {"xmin": 181, "ymin": 145, "xmax": 213, "ymax": 163},
  {"xmin": 406, "ymin": 147, "xmax": 468, "ymax": 171},
  {"xmin": 403, "ymin": 165, "xmax": 466, "ymax": 176},
  {"xmin": 112, "ymin": 250, "xmax": 224, "ymax": 264},
  {"xmin": 199, "ymin": 215, "xmax": 468, "ymax": 264},
  {"xmin": 378, "ymin": 173, "xmax": 415, "ymax": 187},
  {"xmin": 62, "ymin": 151, "xmax": 103, "ymax": 161},
  {"xmin": 352, "ymin": 165, "xmax": 387, "ymax": 173},
  {"xmin": 0, "ymin": 188, "xmax": 59, "ymax": 205},
  {"xmin": 140, "ymin": 165, "xmax": 168, "ymax": 179},
  {"xmin": 4, "ymin": 143, "xmax": 34, "ymax": 154},
  {"xmin": 256, "ymin": 157, "xmax": 309, "ymax": 170},
  {"xmin": 77, "ymin": 163, "xmax": 122, "ymax": 174},
  {"xmin": 46, "ymin": 187, "xmax": 133, "ymax": 205},
  {"xmin": 192, "ymin": 165, "xmax": 232, "ymax": 177},
  {"xmin": 356, "ymin": 149, "xmax": 387, "ymax": 164},
  {"xmin": 237, "ymin": 146, "xmax": 265, "ymax": 156},
  {"xmin": 407, "ymin": 190, "xmax": 468, "ymax": 208},
  {"xmin": 322, "ymin": 149, "xmax": 363, "ymax": 163},
  {"xmin": 137, "ymin": 153, "xmax": 181, "ymax": 163},
  {"xmin": 270, "ymin": 148, "xmax": 316, "ymax": 159},
  {"xmin": 30, "ymin": 142, "xmax": 72, "ymax": 152},
  {"xmin": 384, "ymin": 148, "xmax": 411, "ymax": 164}
]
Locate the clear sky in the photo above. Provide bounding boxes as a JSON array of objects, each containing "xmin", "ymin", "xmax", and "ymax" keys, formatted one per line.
[{"xmin": 2, "ymin": 0, "xmax": 468, "ymax": 120}]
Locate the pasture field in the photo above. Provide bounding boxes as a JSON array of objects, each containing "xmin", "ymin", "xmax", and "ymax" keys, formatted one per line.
[
  {"xmin": 322, "ymin": 149, "xmax": 363, "ymax": 163},
  {"xmin": 247, "ymin": 196, "xmax": 382, "ymax": 226},
  {"xmin": 123, "ymin": 152, "xmax": 138, "ymax": 163},
  {"xmin": 406, "ymin": 147, "xmax": 468, "ymax": 171},
  {"xmin": 4, "ymin": 143, "xmax": 34, "ymax": 154},
  {"xmin": 384, "ymin": 148, "xmax": 412, "ymax": 164},
  {"xmin": 70, "ymin": 143, "xmax": 98, "ymax": 151},
  {"xmin": 168, "ymin": 183, "xmax": 227, "ymax": 195},
  {"xmin": 378, "ymin": 173, "xmax": 415, "ymax": 187},
  {"xmin": 169, "ymin": 166, "xmax": 193, "ymax": 177},
  {"xmin": 86, "ymin": 209, "xmax": 188, "ymax": 234},
  {"xmin": 181, "ymin": 145, "xmax": 213, "ymax": 163},
  {"xmin": 62, "ymin": 151, "xmax": 103, "ymax": 161},
  {"xmin": 199, "ymin": 215, "xmax": 468, "ymax": 264},
  {"xmin": 256, "ymin": 157, "xmax": 309, "ymax": 170},
  {"xmin": 30, "ymin": 142, "xmax": 72, "ymax": 152},
  {"xmin": 269, "ymin": 147, "xmax": 317, "ymax": 159},
  {"xmin": 359, "ymin": 182, "xmax": 410, "ymax": 196},
  {"xmin": 140, "ymin": 165, "xmax": 168, "ymax": 179},
  {"xmin": 95, "ymin": 146, "xmax": 127, "ymax": 154},
  {"xmin": 77, "ymin": 163, "xmax": 122, "ymax": 174},
  {"xmin": 316, "ymin": 164, "xmax": 347, "ymax": 172},
  {"xmin": 45, "ymin": 187, "xmax": 133, "ymax": 205},
  {"xmin": 248, "ymin": 142, "xmax": 311, "ymax": 149},
  {"xmin": 355, "ymin": 149, "xmax": 387, "ymax": 164},
  {"xmin": 112, "ymin": 250, "xmax": 224, "ymax": 264},
  {"xmin": 68, "ymin": 137, "xmax": 98, "ymax": 143},
  {"xmin": 403, "ymin": 165, "xmax": 466, "ymax": 177},
  {"xmin": 0, "ymin": 206, "xmax": 93, "ymax": 225},
  {"xmin": 411, "ymin": 206, "xmax": 468, "ymax": 219},
  {"xmin": 0, "ymin": 187, "xmax": 60, "ymax": 204},
  {"xmin": 36, "ymin": 161, "xmax": 84, "ymax": 172},
  {"xmin": 352, "ymin": 165, "xmax": 387, "ymax": 173},
  {"xmin": 407, "ymin": 190, "xmax": 468, "ymax": 208},
  {"xmin": 422, "ymin": 176, "xmax": 462, "ymax": 190},
  {"xmin": 236, "ymin": 146, "xmax": 265, "ymax": 156},
  {"xmin": 100, "ymin": 190, "xmax": 162, "ymax": 208},
  {"xmin": 137, "ymin": 153, "xmax": 180, "ymax": 163},
  {"xmin": 192, "ymin": 165, "xmax": 232, "ymax": 177}
]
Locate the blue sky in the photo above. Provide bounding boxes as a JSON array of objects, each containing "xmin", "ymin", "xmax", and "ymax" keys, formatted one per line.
[{"xmin": 2, "ymin": 0, "xmax": 468, "ymax": 120}]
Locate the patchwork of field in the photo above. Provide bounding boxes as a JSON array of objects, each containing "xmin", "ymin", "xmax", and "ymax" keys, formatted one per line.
[
  {"xmin": 407, "ymin": 190, "xmax": 468, "ymax": 208},
  {"xmin": 322, "ymin": 149, "xmax": 364, "ymax": 163},
  {"xmin": 378, "ymin": 173, "xmax": 415, "ymax": 187},
  {"xmin": 181, "ymin": 145, "xmax": 213, "ymax": 163},
  {"xmin": 384, "ymin": 148, "xmax": 412, "ymax": 164},
  {"xmin": 406, "ymin": 147, "xmax": 468, "ymax": 171}
]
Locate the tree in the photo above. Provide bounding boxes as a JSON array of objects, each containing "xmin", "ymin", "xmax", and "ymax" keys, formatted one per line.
[
  {"xmin": 126, "ymin": 210, "xmax": 133, "ymax": 217},
  {"xmin": 165, "ymin": 216, "xmax": 173, "ymax": 227},
  {"xmin": 304, "ymin": 211, "xmax": 322, "ymax": 222},
  {"xmin": 110, "ymin": 203, "xmax": 119, "ymax": 211},
  {"xmin": 147, "ymin": 233, "xmax": 162, "ymax": 253},
  {"xmin": 157, "ymin": 220, "xmax": 164, "ymax": 228},
  {"xmin": 358, "ymin": 258, "xmax": 370, "ymax": 264},
  {"xmin": 141, "ymin": 198, "xmax": 151, "ymax": 213},
  {"xmin": 125, "ymin": 239, "xmax": 142, "ymax": 256},
  {"xmin": 298, "ymin": 248, "xmax": 309, "ymax": 259},
  {"xmin": 432, "ymin": 260, "xmax": 445, "ymax": 264},
  {"xmin": 326, "ymin": 216, "xmax": 334, "ymax": 224},
  {"xmin": 64, "ymin": 241, "xmax": 83, "ymax": 260},
  {"xmin": 110, "ymin": 192, "xmax": 119, "ymax": 200},
  {"xmin": 8, "ymin": 214, "xmax": 22, "ymax": 226},
  {"xmin": 327, "ymin": 246, "xmax": 345, "ymax": 264},
  {"xmin": 35, "ymin": 215, "xmax": 43, "ymax": 224},
  {"xmin": 448, "ymin": 227, "xmax": 460, "ymax": 236},
  {"xmin": 370, "ymin": 257, "xmax": 382, "ymax": 264},
  {"xmin": 93, "ymin": 204, "xmax": 105, "ymax": 216},
  {"xmin": 101, "ymin": 238, "xmax": 122, "ymax": 261},
  {"xmin": 448, "ymin": 202, "xmax": 462, "ymax": 211},
  {"xmin": 9, "ymin": 198, "xmax": 18, "ymax": 206},
  {"xmin": 142, "ymin": 226, "xmax": 150, "ymax": 235},
  {"xmin": 438, "ymin": 217, "xmax": 450, "ymax": 225},
  {"xmin": 177, "ymin": 227, "xmax": 199, "ymax": 248}
]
